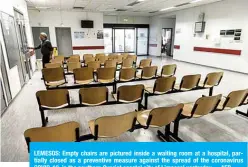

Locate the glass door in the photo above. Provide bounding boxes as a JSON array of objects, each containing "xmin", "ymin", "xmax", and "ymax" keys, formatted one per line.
[
  {"xmin": 114, "ymin": 29, "xmax": 125, "ymax": 52},
  {"xmin": 162, "ymin": 28, "xmax": 173, "ymax": 56},
  {"xmin": 137, "ymin": 28, "xmax": 148, "ymax": 55},
  {"xmin": 103, "ymin": 28, "xmax": 113, "ymax": 53},
  {"xmin": 125, "ymin": 29, "xmax": 135, "ymax": 53},
  {"xmin": 114, "ymin": 28, "xmax": 135, "ymax": 53}
]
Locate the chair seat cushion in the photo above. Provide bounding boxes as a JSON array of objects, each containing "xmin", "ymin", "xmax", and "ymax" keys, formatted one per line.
[
  {"xmin": 76, "ymin": 79, "xmax": 93, "ymax": 85},
  {"xmin": 46, "ymin": 80, "xmax": 66, "ymax": 87},
  {"xmin": 198, "ymin": 81, "xmax": 213, "ymax": 88},
  {"xmin": 174, "ymin": 84, "xmax": 194, "ymax": 91},
  {"xmin": 98, "ymin": 79, "xmax": 115, "ymax": 84}
]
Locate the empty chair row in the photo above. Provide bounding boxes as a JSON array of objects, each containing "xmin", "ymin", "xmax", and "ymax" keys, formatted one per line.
[{"xmin": 25, "ymin": 89, "xmax": 248, "ymax": 147}]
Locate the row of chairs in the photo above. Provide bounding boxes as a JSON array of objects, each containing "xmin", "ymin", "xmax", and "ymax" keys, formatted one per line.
[
  {"xmin": 24, "ymin": 88, "xmax": 248, "ymax": 150},
  {"xmin": 42, "ymin": 64, "xmax": 177, "ymax": 88}
]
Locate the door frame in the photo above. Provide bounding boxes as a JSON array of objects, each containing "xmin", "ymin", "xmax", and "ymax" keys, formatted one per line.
[
  {"xmin": 55, "ymin": 27, "xmax": 73, "ymax": 57},
  {"xmin": 161, "ymin": 28, "xmax": 173, "ymax": 57}
]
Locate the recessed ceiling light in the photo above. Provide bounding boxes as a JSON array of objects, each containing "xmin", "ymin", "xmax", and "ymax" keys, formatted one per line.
[
  {"xmin": 190, "ymin": 0, "xmax": 204, "ymax": 3},
  {"xmin": 35, "ymin": 6, "xmax": 51, "ymax": 9},
  {"xmin": 160, "ymin": 6, "xmax": 176, "ymax": 11}
]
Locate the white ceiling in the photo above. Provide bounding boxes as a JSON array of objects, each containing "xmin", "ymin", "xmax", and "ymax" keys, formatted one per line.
[{"xmin": 26, "ymin": 0, "xmax": 224, "ymax": 16}]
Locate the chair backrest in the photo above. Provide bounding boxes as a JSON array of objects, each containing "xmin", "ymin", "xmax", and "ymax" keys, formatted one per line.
[
  {"xmin": 98, "ymin": 56, "xmax": 108, "ymax": 64},
  {"xmin": 42, "ymin": 67, "xmax": 65, "ymax": 82},
  {"xmin": 87, "ymin": 61, "xmax": 101, "ymax": 71},
  {"xmin": 45, "ymin": 63, "xmax": 61, "ymax": 68},
  {"xmin": 139, "ymin": 59, "xmax": 152, "ymax": 68},
  {"xmin": 116, "ymin": 55, "xmax": 123, "ymax": 64},
  {"xmin": 122, "ymin": 58, "xmax": 133, "ymax": 68},
  {"xmin": 193, "ymin": 94, "xmax": 222, "ymax": 116},
  {"xmin": 83, "ymin": 54, "xmax": 94, "ymax": 60},
  {"xmin": 95, "ymin": 53, "xmax": 105, "ymax": 60},
  {"xmin": 180, "ymin": 74, "xmax": 201, "ymax": 90},
  {"xmin": 127, "ymin": 55, "xmax": 137, "ymax": 63},
  {"xmin": 119, "ymin": 68, "xmax": 136, "ymax": 81},
  {"xmin": 149, "ymin": 104, "xmax": 184, "ymax": 127},
  {"xmin": 97, "ymin": 67, "xmax": 116, "ymax": 81},
  {"xmin": 79, "ymin": 87, "xmax": 108, "ymax": 106},
  {"xmin": 24, "ymin": 122, "xmax": 79, "ymax": 142},
  {"xmin": 67, "ymin": 62, "xmax": 81, "ymax": 73},
  {"xmin": 122, "ymin": 53, "xmax": 129, "ymax": 60},
  {"xmin": 117, "ymin": 84, "xmax": 144, "ymax": 102},
  {"xmin": 73, "ymin": 67, "xmax": 94, "ymax": 83},
  {"xmin": 161, "ymin": 64, "xmax": 177, "ymax": 77},
  {"xmin": 153, "ymin": 77, "xmax": 176, "ymax": 94},
  {"xmin": 36, "ymin": 89, "xmax": 69, "ymax": 108},
  {"xmin": 54, "ymin": 56, "xmax": 65, "ymax": 63},
  {"xmin": 224, "ymin": 89, "xmax": 248, "ymax": 109},
  {"xmin": 141, "ymin": 66, "xmax": 157, "ymax": 79},
  {"xmin": 203, "ymin": 72, "xmax": 223, "ymax": 87},
  {"xmin": 50, "ymin": 59, "xmax": 63, "ymax": 65},
  {"xmin": 94, "ymin": 111, "xmax": 137, "ymax": 137},
  {"xmin": 108, "ymin": 54, "xmax": 118, "ymax": 60},
  {"xmin": 84, "ymin": 57, "xmax": 95, "ymax": 64},
  {"xmin": 67, "ymin": 55, "xmax": 80, "ymax": 62},
  {"xmin": 104, "ymin": 59, "xmax": 117, "ymax": 68}
]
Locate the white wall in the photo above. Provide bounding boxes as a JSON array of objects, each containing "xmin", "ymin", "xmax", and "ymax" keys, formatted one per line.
[
  {"xmin": 149, "ymin": 17, "xmax": 176, "ymax": 56},
  {"xmin": 167, "ymin": 0, "xmax": 248, "ymax": 73},
  {"xmin": 103, "ymin": 15, "xmax": 150, "ymax": 24},
  {"xmin": 0, "ymin": 0, "xmax": 35, "ymax": 98},
  {"xmin": 28, "ymin": 10, "xmax": 104, "ymax": 56}
]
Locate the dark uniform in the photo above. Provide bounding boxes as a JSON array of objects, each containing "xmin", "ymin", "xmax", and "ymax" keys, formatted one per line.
[{"xmin": 35, "ymin": 39, "xmax": 53, "ymax": 68}]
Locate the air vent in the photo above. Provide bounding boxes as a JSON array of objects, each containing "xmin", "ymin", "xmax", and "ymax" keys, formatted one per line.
[
  {"xmin": 73, "ymin": 7, "xmax": 85, "ymax": 10},
  {"xmin": 149, "ymin": 10, "xmax": 159, "ymax": 13},
  {"xmin": 116, "ymin": 9, "xmax": 127, "ymax": 11},
  {"xmin": 175, "ymin": 2, "xmax": 190, "ymax": 7},
  {"xmin": 127, "ymin": 1, "xmax": 141, "ymax": 6}
]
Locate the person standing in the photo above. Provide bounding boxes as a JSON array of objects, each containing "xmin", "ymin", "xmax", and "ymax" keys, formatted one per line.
[{"xmin": 30, "ymin": 32, "xmax": 53, "ymax": 68}]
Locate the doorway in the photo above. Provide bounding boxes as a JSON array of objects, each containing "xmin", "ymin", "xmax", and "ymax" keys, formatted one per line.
[
  {"xmin": 55, "ymin": 27, "xmax": 73, "ymax": 57},
  {"xmin": 114, "ymin": 28, "xmax": 135, "ymax": 53},
  {"xmin": 32, "ymin": 27, "xmax": 50, "ymax": 59},
  {"xmin": 137, "ymin": 28, "xmax": 148, "ymax": 55},
  {"xmin": 161, "ymin": 28, "xmax": 173, "ymax": 57}
]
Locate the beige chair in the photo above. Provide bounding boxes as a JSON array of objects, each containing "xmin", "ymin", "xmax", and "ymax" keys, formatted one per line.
[
  {"xmin": 217, "ymin": 89, "xmax": 248, "ymax": 111},
  {"xmin": 50, "ymin": 58, "xmax": 63, "ymax": 65},
  {"xmin": 161, "ymin": 64, "xmax": 177, "ymax": 77},
  {"xmin": 88, "ymin": 111, "xmax": 137, "ymax": 139},
  {"xmin": 79, "ymin": 87, "xmax": 108, "ymax": 106},
  {"xmin": 174, "ymin": 74, "xmax": 201, "ymax": 91},
  {"xmin": 97, "ymin": 56, "xmax": 108, "ymax": 65},
  {"xmin": 67, "ymin": 62, "xmax": 81, "ymax": 73},
  {"xmin": 199, "ymin": 72, "xmax": 224, "ymax": 88},
  {"xmin": 67, "ymin": 55, "xmax": 80, "ymax": 62},
  {"xmin": 127, "ymin": 55, "xmax": 137, "ymax": 64},
  {"xmin": 122, "ymin": 53, "xmax": 129, "ymax": 60},
  {"xmin": 24, "ymin": 122, "xmax": 79, "ymax": 151},
  {"xmin": 97, "ymin": 67, "xmax": 116, "ymax": 83},
  {"xmin": 95, "ymin": 53, "xmax": 105, "ymax": 60},
  {"xmin": 83, "ymin": 54, "xmax": 94, "ymax": 61},
  {"xmin": 113, "ymin": 84, "xmax": 144, "ymax": 103},
  {"xmin": 84, "ymin": 57, "xmax": 95, "ymax": 66},
  {"xmin": 145, "ymin": 77, "xmax": 176, "ymax": 94},
  {"xmin": 119, "ymin": 68, "xmax": 136, "ymax": 81},
  {"xmin": 42, "ymin": 67, "xmax": 66, "ymax": 87},
  {"xmin": 122, "ymin": 58, "xmax": 134, "ymax": 69},
  {"xmin": 139, "ymin": 59, "xmax": 152, "ymax": 68},
  {"xmin": 87, "ymin": 61, "xmax": 101, "ymax": 71},
  {"xmin": 73, "ymin": 67, "xmax": 94, "ymax": 85},
  {"xmin": 182, "ymin": 94, "xmax": 222, "ymax": 118},
  {"xmin": 137, "ymin": 104, "xmax": 183, "ymax": 130},
  {"xmin": 137, "ymin": 66, "xmax": 157, "ymax": 79},
  {"xmin": 54, "ymin": 56, "xmax": 65, "ymax": 63},
  {"xmin": 116, "ymin": 55, "xmax": 123, "ymax": 65},
  {"xmin": 45, "ymin": 63, "xmax": 61, "ymax": 68},
  {"xmin": 104, "ymin": 59, "xmax": 117, "ymax": 68},
  {"xmin": 108, "ymin": 53, "xmax": 118, "ymax": 60}
]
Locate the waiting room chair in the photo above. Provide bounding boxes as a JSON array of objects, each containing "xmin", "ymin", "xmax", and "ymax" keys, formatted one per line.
[
  {"xmin": 161, "ymin": 64, "xmax": 177, "ymax": 77},
  {"xmin": 127, "ymin": 55, "xmax": 137, "ymax": 64},
  {"xmin": 86, "ymin": 111, "xmax": 137, "ymax": 140},
  {"xmin": 50, "ymin": 58, "xmax": 63, "ymax": 65},
  {"xmin": 108, "ymin": 54, "xmax": 118, "ymax": 60},
  {"xmin": 73, "ymin": 67, "xmax": 94, "ymax": 85},
  {"xmin": 97, "ymin": 67, "xmax": 116, "ymax": 83},
  {"xmin": 95, "ymin": 53, "xmax": 105, "ymax": 60},
  {"xmin": 36, "ymin": 89, "xmax": 70, "ymax": 126},
  {"xmin": 45, "ymin": 63, "xmax": 61, "ymax": 68},
  {"xmin": 84, "ymin": 57, "xmax": 95, "ymax": 66},
  {"xmin": 83, "ymin": 54, "xmax": 94, "ymax": 61},
  {"xmin": 137, "ymin": 104, "xmax": 184, "ymax": 142},
  {"xmin": 87, "ymin": 61, "xmax": 101, "ymax": 71},
  {"xmin": 199, "ymin": 72, "xmax": 223, "ymax": 88},
  {"xmin": 97, "ymin": 56, "xmax": 108, "ymax": 66},
  {"xmin": 116, "ymin": 55, "xmax": 123, "ymax": 65},
  {"xmin": 79, "ymin": 87, "xmax": 108, "ymax": 106},
  {"xmin": 54, "ymin": 56, "xmax": 65, "ymax": 63},
  {"xmin": 67, "ymin": 55, "xmax": 80, "ymax": 62},
  {"xmin": 139, "ymin": 59, "xmax": 152, "ymax": 69},
  {"xmin": 122, "ymin": 58, "xmax": 134, "ymax": 69},
  {"xmin": 145, "ymin": 77, "xmax": 176, "ymax": 95},
  {"xmin": 136, "ymin": 66, "xmax": 158, "ymax": 79},
  {"xmin": 217, "ymin": 89, "xmax": 248, "ymax": 111},
  {"xmin": 67, "ymin": 62, "xmax": 81, "ymax": 73},
  {"xmin": 24, "ymin": 121, "xmax": 80, "ymax": 151},
  {"xmin": 42, "ymin": 67, "xmax": 66, "ymax": 87},
  {"xmin": 122, "ymin": 53, "xmax": 129, "ymax": 60},
  {"xmin": 104, "ymin": 59, "xmax": 117, "ymax": 68},
  {"xmin": 119, "ymin": 68, "xmax": 136, "ymax": 82},
  {"xmin": 174, "ymin": 74, "xmax": 201, "ymax": 91}
]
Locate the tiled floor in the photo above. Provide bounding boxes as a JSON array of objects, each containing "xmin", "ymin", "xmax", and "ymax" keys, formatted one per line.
[{"xmin": 1, "ymin": 56, "xmax": 248, "ymax": 162}]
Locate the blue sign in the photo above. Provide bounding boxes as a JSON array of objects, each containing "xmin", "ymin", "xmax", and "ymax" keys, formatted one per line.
[{"xmin": 30, "ymin": 142, "xmax": 248, "ymax": 167}]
